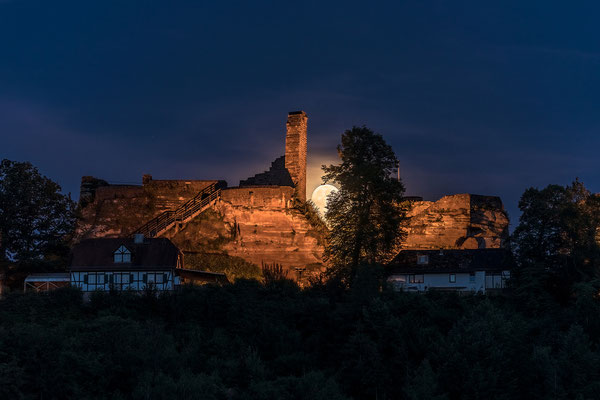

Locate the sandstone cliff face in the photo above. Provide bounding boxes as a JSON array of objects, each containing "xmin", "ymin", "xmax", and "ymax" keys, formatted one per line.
[
  {"xmin": 402, "ymin": 194, "xmax": 509, "ymax": 250},
  {"xmin": 162, "ymin": 187, "xmax": 325, "ymax": 281}
]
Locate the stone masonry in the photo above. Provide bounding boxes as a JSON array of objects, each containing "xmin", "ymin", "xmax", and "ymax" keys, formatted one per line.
[
  {"xmin": 285, "ymin": 111, "xmax": 308, "ymax": 201},
  {"xmin": 402, "ymin": 194, "xmax": 509, "ymax": 250},
  {"xmin": 239, "ymin": 156, "xmax": 293, "ymax": 187}
]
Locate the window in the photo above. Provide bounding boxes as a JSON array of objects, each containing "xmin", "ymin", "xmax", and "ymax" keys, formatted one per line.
[
  {"xmin": 449, "ymin": 274, "xmax": 456, "ymax": 283},
  {"xmin": 114, "ymin": 245, "xmax": 131, "ymax": 263},
  {"xmin": 409, "ymin": 274, "xmax": 424, "ymax": 283},
  {"xmin": 417, "ymin": 255, "xmax": 429, "ymax": 265},
  {"xmin": 469, "ymin": 272, "xmax": 475, "ymax": 283},
  {"xmin": 485, "ymin": 273, "xmax": 507, "ymax": 289},
  {"xmin": 87, "ymin": 272, "xmax": 104, "ymax": 285},
  {"xmin": 113, "ymin": 273, "xmax": 130, "ymax": 284},
  {"xmin": 147, "ymin": 272, "xmax": 164, "ymax": 284}
]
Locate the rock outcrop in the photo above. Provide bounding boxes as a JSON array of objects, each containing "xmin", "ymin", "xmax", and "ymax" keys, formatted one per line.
[
  {"xmin": 402, "ymin": 194, "xmax": 509, "ymax": 250},
  {"xmin": 162, "ymin": 187, "xmax": 325, "ymax": 281}
]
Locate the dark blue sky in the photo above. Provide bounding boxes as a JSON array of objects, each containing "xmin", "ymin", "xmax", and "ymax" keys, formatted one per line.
[{"xmin": 2, "ymin": 1, "xmax": 600, "ymax": 227}]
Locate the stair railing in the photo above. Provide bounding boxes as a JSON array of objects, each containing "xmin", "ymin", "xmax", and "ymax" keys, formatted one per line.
[{"xmin": 133, "ymin": 182, "xmax": 221, "ymax": 238}]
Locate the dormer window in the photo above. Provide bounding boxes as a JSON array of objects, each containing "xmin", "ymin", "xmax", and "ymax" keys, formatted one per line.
[
  {"xmin": 114, "ymin": 245, "xmax": 131, "ymax": 263},
  {"xmin": 417, "ymin": 255, "xmax": 429, "ymax": 265}
]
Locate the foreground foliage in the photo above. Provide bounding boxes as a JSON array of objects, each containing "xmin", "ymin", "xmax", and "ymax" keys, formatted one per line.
[
  {"xmin": 511, "ymin": 179, "xmax": 600, "ymax": 304},
  {"xmin": 1, "ymin": 277, "xmax": 600, "ymax": 400},
  {"xmin": 0, "ymin": 159, "xmax": 76, "ymax": 264},
  {"xmin": 0, "ymin": 159, "xmax": 76, "ymax": 288},
  {"xmin": 184, "ymin": 252, "xmax": 262, "ymax": 281}
]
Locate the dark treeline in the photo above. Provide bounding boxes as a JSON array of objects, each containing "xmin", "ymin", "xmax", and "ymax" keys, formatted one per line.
[{"xmin": 1, "ymin": 274, "xmax": 600, "ymax": 400}]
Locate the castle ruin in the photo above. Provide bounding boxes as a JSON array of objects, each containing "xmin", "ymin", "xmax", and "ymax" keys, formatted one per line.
[
  {"xmin": 75, "ymin": 111, "xmax": 509, "ymax": 281},
  {"xmin": 76, "ymin": 112, "xmax": 324, "ymax": 280}
]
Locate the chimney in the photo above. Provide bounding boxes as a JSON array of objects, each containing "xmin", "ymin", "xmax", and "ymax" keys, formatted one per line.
[{"xmin": 285, "ymin": 111, "xmax": 308, "ymax": 201}]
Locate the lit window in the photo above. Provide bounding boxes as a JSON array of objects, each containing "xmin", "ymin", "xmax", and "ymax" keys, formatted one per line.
[
  {"xmin": 409, "ymin": 274, "xmax": 424, "ymax": 283},
  {"xmin": 417, "ymin": 255, "xmax": 429, "ymax": 265},
  {"xmin": 449, "ymin": 274, "xmax": 456, "ymax": 283},
  {"xmin": 114, "ymin": 245, "xmax": 131, "ymax": 263}
]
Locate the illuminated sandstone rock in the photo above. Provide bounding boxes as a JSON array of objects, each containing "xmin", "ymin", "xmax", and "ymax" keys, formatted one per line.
[
  {"xmin": 402, "ymin": 194, "xmax": 509, "ymax": 250},
  {"xmin": 161, "ymin": 186, "xmax": 325, "ymax": 279}
]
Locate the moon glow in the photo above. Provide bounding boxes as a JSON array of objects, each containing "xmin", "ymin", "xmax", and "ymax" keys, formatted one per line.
[{"xmin": 311, "ymin": 184, "xmax": 338, "ymax": 217}]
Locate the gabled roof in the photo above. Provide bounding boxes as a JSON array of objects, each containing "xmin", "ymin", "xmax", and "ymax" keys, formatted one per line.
[
  {"xmin": 386, "ymin": 248, "xmax": 514, "ymax": 274},
  {"xmin": 70, "ymin": 237, "xmax": 180, "ymax": 271}
]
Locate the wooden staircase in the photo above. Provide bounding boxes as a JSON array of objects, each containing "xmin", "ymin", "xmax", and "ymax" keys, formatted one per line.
[{"xmin": 133, "ymin": 182, "xmax": 223, "ymax": 238}]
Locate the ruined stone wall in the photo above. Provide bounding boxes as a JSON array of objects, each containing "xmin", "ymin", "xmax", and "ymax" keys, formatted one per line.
[
  {"xmin": 402, "ymin": 193, "xmax": 509, "ymax": 250},
  {"xmin": 76, "ymin": 190, "xmax": 156, "ymax": 239},
  {"xmin": 75, "ymin": 176, "xmax": 218, "ymax": 240},
  {"xmin": 239, "ymin": 156, "xmax": 293, "ymax": 187},
  {"xmin": 285, "ymin": 111, "xmax": 307, "ymax": 201},
  {"xmin": 142, "ymin": 179, "xmax": 218, "ymax": 212},
  {"xmin": 221, "ymin": 186, "xmax": 294, "ymax": 208}
]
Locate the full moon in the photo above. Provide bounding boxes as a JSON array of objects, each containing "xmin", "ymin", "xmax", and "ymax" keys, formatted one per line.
[{"xmin": 311, "ymin": 184, "xmax": 338, "ymax": 216}]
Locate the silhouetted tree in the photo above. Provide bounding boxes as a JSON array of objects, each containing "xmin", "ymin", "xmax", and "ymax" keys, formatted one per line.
[
  {"xmin": 511, "ymin": 179, "xmax": 600, "ymax": 302},
  {"xmin": 322, "ymin": 126, "xmax": 406, "ymax": 281},
  {"xmin": 0, "ymin": 159, "xmax": 76, "ymax": 265}
]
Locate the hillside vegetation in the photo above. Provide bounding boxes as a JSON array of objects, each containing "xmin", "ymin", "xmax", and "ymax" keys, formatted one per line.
[{"xmin": 1, "ymin": 275, "xmax": 599, "ymax": 400}]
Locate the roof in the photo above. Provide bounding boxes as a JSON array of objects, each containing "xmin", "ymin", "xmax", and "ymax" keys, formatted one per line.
[
  {"xmin": 386, "ymin": 248, "xmax": 514, "ymax": 274},
  {"xmin": 70, "ymin": 237, "xmax": 180, "ymax": 271},
  {"xmin": 24, "ymin": 273, "xmax": 70, "ymax": 282},
  {"xmin": 176, "ymin": 268, "xmax": 229, "ymax": 284}
]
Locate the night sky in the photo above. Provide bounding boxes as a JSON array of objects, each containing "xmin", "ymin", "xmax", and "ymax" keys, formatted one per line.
[{"xmin": 2, "ymin": 1, "xmax": 600, "ymax": 228}]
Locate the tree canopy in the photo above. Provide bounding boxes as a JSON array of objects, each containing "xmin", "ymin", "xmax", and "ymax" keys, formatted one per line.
[
  {"xmin": 0, "ymin": 159, "xmax": 76, "ymax": 265},
  {"xmin": 511, "ymin": 179, "xmax": 600, "ymax": 303},
  {"xmin": 2, "ymin": 278, "xmax": 600, "ymax": 400},
  {"xmin": 322, "ymin": 126, "xmax": 406, "ymax": 279}
]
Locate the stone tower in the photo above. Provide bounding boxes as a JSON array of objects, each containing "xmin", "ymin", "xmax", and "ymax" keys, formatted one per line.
[{"xmin": 285, "ymin": 111, "xmax": 308, "ymax": 201}]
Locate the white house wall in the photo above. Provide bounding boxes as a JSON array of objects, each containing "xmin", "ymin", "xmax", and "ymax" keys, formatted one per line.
[
  {"xmin": 70, "ymin": 270, "xmax": 175, "ymax": 292},
  {"xmin": 388, "ymin": 271, "xmax": 509, "ymax": 293}
]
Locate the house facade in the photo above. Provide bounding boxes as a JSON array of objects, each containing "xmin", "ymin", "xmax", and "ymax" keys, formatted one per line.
[
  {"xmin": 386, "ymin": 249, "xmax": 512, "ymax": 293},
  {"xmin": 70, "ymin": 235, "xmax": 182, "ymax": 292}
]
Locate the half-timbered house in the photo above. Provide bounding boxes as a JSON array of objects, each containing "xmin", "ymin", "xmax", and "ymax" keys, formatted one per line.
[{"xmin": 70, "ymin": 235, "xmax": 182, "ymax": 292}]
